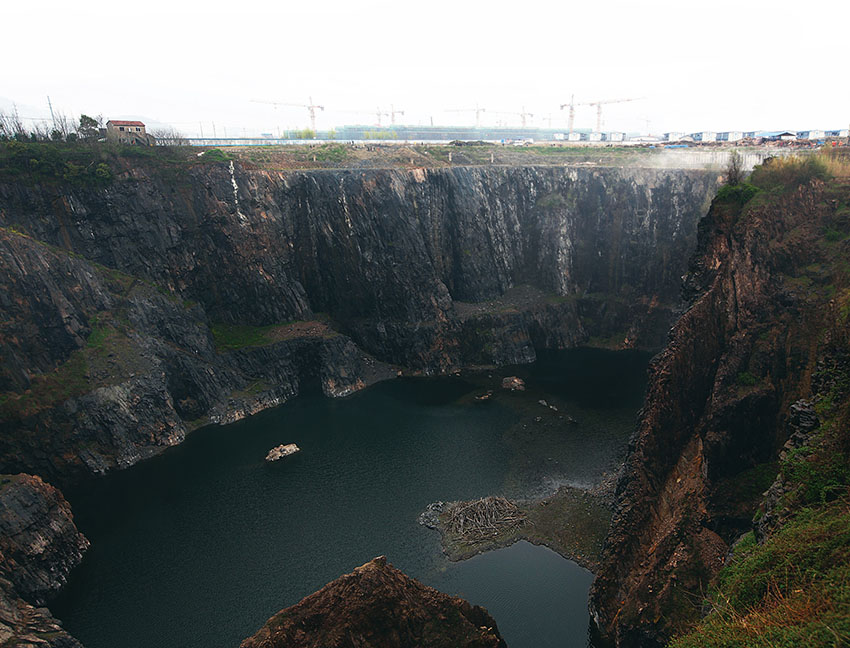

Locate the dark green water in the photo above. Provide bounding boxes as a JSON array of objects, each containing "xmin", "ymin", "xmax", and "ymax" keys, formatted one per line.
[{"xmin": 52, "ymin": 348, "xmax": 651, "ymax": 648}]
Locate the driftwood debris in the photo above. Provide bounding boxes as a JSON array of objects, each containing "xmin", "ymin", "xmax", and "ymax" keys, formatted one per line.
[{"xmin": 443, "ymin": 496, "xmax": 527, "ymax": 540}]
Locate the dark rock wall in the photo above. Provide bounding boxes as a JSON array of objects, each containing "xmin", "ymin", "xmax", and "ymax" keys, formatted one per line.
[{"xmin": 0, "ymin": 165, "xmax": 717, "ymax": 363}]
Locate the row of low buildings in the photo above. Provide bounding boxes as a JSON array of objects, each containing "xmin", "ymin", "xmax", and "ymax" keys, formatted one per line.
[
  {"xmin": 665, "ymin": 129, "xmax": 848, "ymax": 143},
  {"xmin": 554, "ymin": 128, "xmax": 849, "ymax": 144},
  {"xmin": 556, "ymin": 128, "xmax": 850, "ymax": 144}
]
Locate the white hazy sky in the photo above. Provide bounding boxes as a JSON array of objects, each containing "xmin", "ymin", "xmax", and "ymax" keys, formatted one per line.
[{"xmin": 3, "ymin": 0, "xmax": 849, "ymax": 137}]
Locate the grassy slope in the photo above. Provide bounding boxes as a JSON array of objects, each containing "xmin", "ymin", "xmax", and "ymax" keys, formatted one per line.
[{"xmin": 671, "ymin": 153, "xmax": 850, "ymax": 647}]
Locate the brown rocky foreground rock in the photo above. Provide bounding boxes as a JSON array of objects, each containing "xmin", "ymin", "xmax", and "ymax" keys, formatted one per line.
[{"xmin": 240, "ymin": 556, "xmax": 506, "ymax": 648}]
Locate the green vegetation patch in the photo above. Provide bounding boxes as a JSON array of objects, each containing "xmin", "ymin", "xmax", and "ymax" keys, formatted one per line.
[
  {"xmin": 748, "ymin": 156, "xmax": 831, "ymax": 193},
  {"xmin": 0, "ymin": 141, "xmax": 113, "ymax": 186},
  {"xmin": 736, "ymin": 371, "xmax": 759, "ymax": 387},
  {"xmin": 537, "ymin": 192, "xmax": 568, "ymax": 209},
  {"xmin": 211, "ymin": 319, "xmax": 337, "ymax": 351},
  {"xmin": 0, "ymin": 321, "xmax": 144, "ymax": 421},
  {"xmin": 199, "ymin": 148, "xmax": 231, "ymax": 163},
  {"xmin": 211, "ymin": 322, "xmax": 284, "ymax": 350},
  {"xmin": 670, "ymin": 500, "xmax": 850, "ymax": 648},
  {"xmin": 715, "ymin": 182, "xmax": 760, "ymax": 205}
]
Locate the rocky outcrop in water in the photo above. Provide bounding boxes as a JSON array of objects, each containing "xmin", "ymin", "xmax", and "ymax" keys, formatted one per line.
[
  {"xmin": 240, "ymin": 556, "xmax": 506, "ymax": 648},
  {"xmin": 589, "ymin": 178, "xmax": 848, "ymax": 646},
  {"xmin": 0, "ymin": 474, "xmax": 87, "ymax": 647}
]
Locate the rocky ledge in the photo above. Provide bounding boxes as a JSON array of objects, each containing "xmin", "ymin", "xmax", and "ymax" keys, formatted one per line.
[
  {"xmin": 240, "ymin": 556, "xmax": 506, "ymax": 648},
  {"xmin": 0, "ymin": 474, "xmax": 88, "ymax": 647}
]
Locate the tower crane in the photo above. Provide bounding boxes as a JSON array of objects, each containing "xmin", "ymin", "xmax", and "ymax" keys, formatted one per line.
[
  {"xmin": 446, "ymin": 105, "xmax": 487, "ymax": 128},
  {"xmin": 389, "ymin": 105, "xmax": 404, "ymax": 126},
  {"xmin": 560, "ymin": 95, "xmax": 591, "ymax": 134},
  {"xmin": 561, "ymin": 96, "xmax": 642, "ymax": 133},
  {"xmin": 250, "ymin": 97, "xmax": 324, "ymax": 132},
  {"xmin": 493, "ymin": 107, "xmax": 534, "ymax": 128},
  {"xmin": 586, "ymin": 98, "xmax": 641, "ymax": 132}
]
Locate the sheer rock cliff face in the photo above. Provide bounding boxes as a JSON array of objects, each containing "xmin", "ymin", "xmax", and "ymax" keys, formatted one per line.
[
  {"xmin": 589, "ymin": 181, "xmax": 841, "ymax": 647},
  {"xmin": 0, "ymin": 474, "xmax": 88, "ymax": 647},
  {"xmin": 240, "ymin": 556, "xmax": 506, "ymax": 648},
  {"xmin": 0, "ymin": 164, "xmax": 716, "ymax": 484}
]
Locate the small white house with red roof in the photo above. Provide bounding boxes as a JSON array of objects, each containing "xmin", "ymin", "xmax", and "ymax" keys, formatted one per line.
[{"xmin": 106, "ymin": 120, "xmax": 151, "ymax": 144}]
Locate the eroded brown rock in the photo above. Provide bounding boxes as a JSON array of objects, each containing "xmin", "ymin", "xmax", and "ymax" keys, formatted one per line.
[{"xmin": 241, "ymin": 556, "xmax": 506, "ymax": 648}]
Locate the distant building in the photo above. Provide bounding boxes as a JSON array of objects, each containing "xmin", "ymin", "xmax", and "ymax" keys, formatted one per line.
[
  {"xmin": 717, "ymin": 131, "xmax": 743, "ymax": 142},
  {"xmin": 691, "ymin": 131, "xmax": 717, "ymax": 142},
  {"xmin": 664, "ymin": 132, "xmax": 685, "ymax": 142},
  {"xmin": 797, "ymin": 130, "xmax": 825, "ymax": 140},
  {"xmin": 826, "ymin": 129, "xmax": 850, "ymax": 138},
  {"xmin": 605, "ymin": 132, "xmax": 625, "ymax": 142},
  {"xmin": 758, "ymin": 131, "xmax": 797, "ymax": 141},
  {"xmin": 106, "ymin": 120, "xmax": 152, "ymax": 145},
  {"xmin": 567, "ymin": 132, "xmax": 582, "ymax": 142},
  {"xmin": 588, "ymin": 132, "xmax": 603, "ymax": 142}
]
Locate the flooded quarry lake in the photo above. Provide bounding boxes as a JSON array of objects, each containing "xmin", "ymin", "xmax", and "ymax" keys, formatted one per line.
[{"xmin": 53, "ymin": 348, "xmax": 651, "ymax": 648}]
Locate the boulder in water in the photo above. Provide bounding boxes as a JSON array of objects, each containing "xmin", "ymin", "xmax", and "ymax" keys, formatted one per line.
[
  {"xmin": 501, "ymin": 376, "xmax": 525, "ymax": 391},
  {"xmin": 265, "ymin": 444, "xmax": 300, "ymax": 462}
]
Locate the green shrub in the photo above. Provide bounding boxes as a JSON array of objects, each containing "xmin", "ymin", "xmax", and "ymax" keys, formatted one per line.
[
  {"xmin": 737, "ymin": 371, "xmax": 758, "ymax": 387},
  {"xmin": 716, "ymin": 182, "xmax": 760, "ymax": 205},
  {"xmin": 824, "ymin": 227, "xmax": 843, "ymax": 243},
  {"xmin": 783, "ymin": 444, "xmax": 850, "ymax": 504}
]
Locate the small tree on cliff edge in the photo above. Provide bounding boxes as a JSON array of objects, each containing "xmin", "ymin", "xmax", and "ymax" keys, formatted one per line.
[
  {"xmin": 78, "ymin": 114, "xmax": 101, "ymax": 141},
  {"xmin": 726, "ymin": 150, "xmax": 744, "ymax": 185}
]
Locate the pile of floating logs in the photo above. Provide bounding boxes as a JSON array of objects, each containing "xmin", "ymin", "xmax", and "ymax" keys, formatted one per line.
[{"xmin": 443, "ymin": 496, "xmax": 527, "ymax": 540}]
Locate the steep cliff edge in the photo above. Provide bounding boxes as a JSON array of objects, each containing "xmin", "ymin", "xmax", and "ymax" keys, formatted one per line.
[
  {"xmin": 240, "ymin": 556, "xmax": 506, "ymax": 648},
  {"xmin": 0, "ymin": 157, "xmax": 717, "ymax": 483},
  {"xmin": 590, "ymin": 158, "xmax": 850, "ymax": 646},
  {"xmin": 0, "ymin": 473, "xmax": 88, "ymax": 647},
  {"xmin": 0, "ymin": 162, "xmax": 717, "ymax": 365}
]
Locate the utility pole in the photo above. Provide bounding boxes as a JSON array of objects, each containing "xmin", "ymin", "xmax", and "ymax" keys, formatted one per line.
[{"xmin": 46, "ymin": 96, "xmax": 55, "ymax": 129}]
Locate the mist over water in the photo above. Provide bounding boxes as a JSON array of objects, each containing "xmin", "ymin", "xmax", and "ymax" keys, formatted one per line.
[{"xmin": 52, "ymin": 348, "xmax": 650, "ymax": 648}]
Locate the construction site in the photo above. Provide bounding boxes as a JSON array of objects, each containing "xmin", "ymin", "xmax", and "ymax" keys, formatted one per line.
[{"xmin": 179, "ymin": 96, "xmax": 849, "ymax": 148}]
